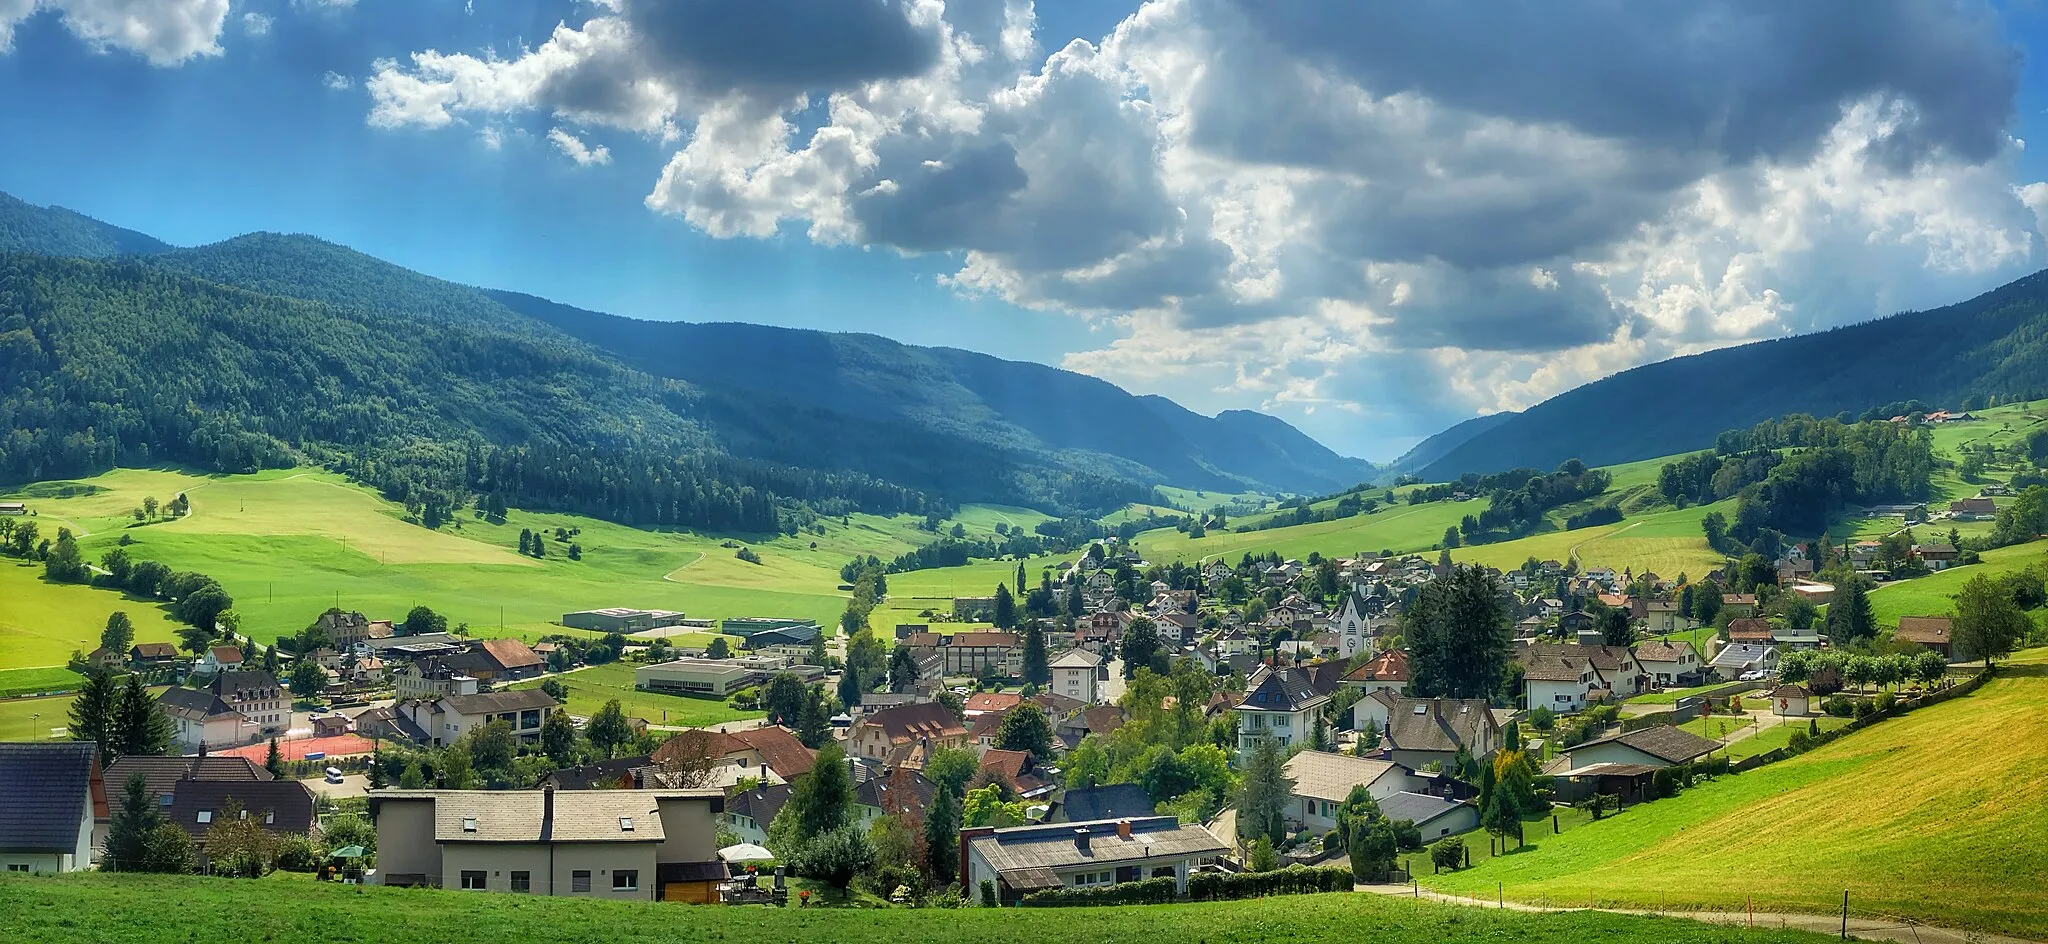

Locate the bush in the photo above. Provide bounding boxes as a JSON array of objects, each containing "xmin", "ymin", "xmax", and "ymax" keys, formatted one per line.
[
  {"xmin": 274, "ymin": 835, "xmax": 321, "ymax": 873},
  {"xmin": 1430, "ymin": 837, "xmax": 1465, "ymax": 872},
  {"xmin": 1787, "ymin": 729, "xmax": 1814, "ymax": 753},
  {"xmin": 1852, "ymin": 699, "xmax": 1875, "ymax": 720},
  {"xmin": 1186, "ymin": 865, "xmax": 1354, "ymax": 901},
  {"xmin": 1823, "ymin": 694, "xmax": 1856, "ymax": 717},
  {"xmin": 1022, "ymin": 876, "xmax": 1178, "ymax": 907},
  {"xmin": 1528, "ymin": 706, "xmax": 1555, "ymax": 731},
  {"xmin": 1874, "ymin": 690, "xmax": 1897, "ymax": 714},
  {"xmin": 1391, "ymin": 818, "xmax": 1422, "ymax": 852},
  {"xmin": 1649, "ymin": 768, "xmax": 1677, "ymax": 799},
  {"xmin": 980, "ymin": 879, "xmax": 998, "ymax": 907}
]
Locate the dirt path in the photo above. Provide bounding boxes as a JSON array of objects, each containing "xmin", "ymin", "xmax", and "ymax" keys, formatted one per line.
[{"xmin": 1357, "ymin": 884, "xmax": 2041, "ymax": 944}]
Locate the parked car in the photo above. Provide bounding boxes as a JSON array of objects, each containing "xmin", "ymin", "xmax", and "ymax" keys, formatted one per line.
[{"xmin": 325, "ymin": 766, "xmax": 344, "ymax": 784}]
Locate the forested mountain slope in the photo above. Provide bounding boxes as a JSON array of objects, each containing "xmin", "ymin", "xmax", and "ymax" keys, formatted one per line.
[
  {"xmin": 1420, "ymin": 269, "xmax": 2048, "ymax": 479},
  {"xmin": 0, "ymin": 192, "xmax": 169, "ymax": 258}
]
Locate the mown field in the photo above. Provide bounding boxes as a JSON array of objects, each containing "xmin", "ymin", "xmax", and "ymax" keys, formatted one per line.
[
  {"xmin": 506, "ymin": 661, "xmax": 761, "ymax": 728},
  {"xmin": 0, "ymin": 693, "xmax": 75, "ymax": 741},
  {"xmin": 0, "ymin": 561, "xmax": 184, "ymax": 670},
  {"xmin": 0, "ymin": 874, "xmax": 1839, "ymax": 944},
  {"xmin": 1866, "ymin": 540, "xmax": 2048, "ymax": 627},
  {"xmin": 1428, "ymin": 649, "xmax": 2048, "ymax": 938},
  {"xmin": 0, "ymin": 468, "xmax": 1030, "ymax": 654}
]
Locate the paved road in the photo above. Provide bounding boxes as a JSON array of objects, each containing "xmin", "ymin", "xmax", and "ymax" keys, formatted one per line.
[
  {"xmin": 1356, "ymin": 884, "xmax": 2041, "ymax": 944},
  {"xmin": 306, "ymin": 773, "xmax": 370, "ymax": 800}
]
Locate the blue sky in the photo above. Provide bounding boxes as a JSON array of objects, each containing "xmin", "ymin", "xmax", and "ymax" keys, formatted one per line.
[{"xmin": 4, "ymin": 0, "xmax": 2048, "ymax": 462}]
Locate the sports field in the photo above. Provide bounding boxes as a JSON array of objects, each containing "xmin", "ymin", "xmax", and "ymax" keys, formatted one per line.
[{"xmin": 505, "ymin": 661, "xmax": 762, "ymax": 728}]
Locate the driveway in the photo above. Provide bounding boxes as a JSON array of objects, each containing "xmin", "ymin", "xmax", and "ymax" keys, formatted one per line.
[{"xmin": 306, "ymin": 773, "xmax": 370, "ymax": 800}]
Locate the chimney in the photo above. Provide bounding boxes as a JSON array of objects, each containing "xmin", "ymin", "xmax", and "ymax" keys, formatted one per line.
[
  {"xmin": 1116, "ymin": 819, "xmax": 1132, "ymax": 840},
  {"xmin": 1074, "ymin": 827, "xmax": 1091, "ymax": 852},
  {"xmin": 541, "ymin": 783, "xmax": 556, "ymax": 842}
]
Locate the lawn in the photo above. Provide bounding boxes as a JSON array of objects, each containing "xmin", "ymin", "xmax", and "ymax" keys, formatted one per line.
[
  {"xmin": 1452, "ymin": 500, "xmax": 1730, "ymax": 579},
  {"xmin": 1426, "ymin": 650, "xmax": 2048, "ymax": 938},
  {"xmin": 1865, "ymin": 540, "xmax": 2048, "ymax": 627},
  {"xmin": 0, "ymin": 873, "xmax": 1840, "ymax": 944},
  {"xmin": 1628, "ymin": 682, "xmax": 1732, "ymax": 706},
  {"xmin": 0, "ymin": 666, "xmax": 86, "ymax": 698},
  {"xmin": 507, "ymin": 661, "xmax": 763, "ymax": 728},
  {"xmin": 0, "ymin": 694, "xmax": 75, "ymax": 741},
  {"xmin": 0, "ymin": 562, "xmax": 185, "ymax": 670},
  {"xmin": 1397, "ymin": 805, "xmax": 1596, "ymax": 878}
]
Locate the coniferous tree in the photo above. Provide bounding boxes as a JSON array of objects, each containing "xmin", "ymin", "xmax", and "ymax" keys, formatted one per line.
[
  {"xmin": 114, "ymin": 673, "xmax": 172, "ymax": 758},
  {"xmin": 924, "ymin": 782, "xmax": 962, "ymax": 884},
  {"xmin": 991, "ymin": 584, "xmax": 1016, "ymax": 629},
  {"xmin": 68, "ymin": 670, "xmax": 120, "ymax": 763},
  {"xmin": 797, "ymin": 685, "xmax": 831, "ymax": 748},
  {"xmin": 104, "ymin": 773, "xmax": 164, "ymax": 871},
  {"xmin": 1021, "ymin": 622, "xmax": 1050, "ymax": 686},
  {"xmin": 1234, "ymin": 737, "xmax": 1294, "ymax": 850}
]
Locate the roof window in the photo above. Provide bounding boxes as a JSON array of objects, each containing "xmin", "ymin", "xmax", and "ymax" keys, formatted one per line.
[{"xmin": 462, "ymin": 817, "xmax": 478, "ymax": 832}]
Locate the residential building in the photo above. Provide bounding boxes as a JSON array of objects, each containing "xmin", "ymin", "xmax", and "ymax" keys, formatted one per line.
[
  {"xmin": 961, "ymin": 816, "xmax": 1228, "ymax": 902},
  {"xmin": 721, "ymin": 782, "xmax": 792, "ymax": 846},
  {"xmin": 941, "ymin": 632, "xmax": 1021, "ymax": 676},
  {"xmin": 167, "ymin": 779, "xmax": 319, "ymax": 860},
  {"xmin": 850, "ymin": 702, "xmax": 970, "ymax": 766},
  {"xmin": 199, "ymin": 645, "xmax": 246, "ymax": 675},
  {"xmin": 854, "ymin": 767, "xmax": 938, "ymax": 826},
  {"xmin": 128, "ymin": 642, "xmax": 179, "ymax": 667},
  {"xmin": 1719, "ymin": 594, "xmax": 1760, "ymax": 618},
  {"xmin": 1517, "ymin": 644, "xmax": 1605, "ymax": 712},
  {"xmin": 155, "ymin": 670, "xmax": 287, "ymax": 750},
  {"xmin": 1632, "ymin": 640, "xmax": 1704, "ymax": 688},
  {"xmin": 1355, "ymin": 694, "xmax": 1500, "ymax": 770},
  {"xmin": 1050, "ymin": 648, "xmax": 1104, "ymax": 704},
  {"xmin": 1914, "ymin": 544, "xmax": 1960, "ymax": 571},
  {"xmin": 1281, "ymin": 752, "xmax": 1426, "ymax": 833},
  {"xmin": 1896, "ymin": 616, "xmax": 1954, "ymax": 659},
  {"xmin": 730, "ymin": 726, "xmax": 816, "ymax": 781},
  {"xmin": 1556, "ymin": 725, "xmax": 1720, "ymax": 772},
  {"xmin": 397, "ymin": 689, "xmax": 559, "ymax": 747},
  {"xmin": 1726, "ymin": 618, "xmax": 1773, "ymax": 645},
  {"xmin": 101, "ymin": 756, "xmax": 271, "ymax": 812},
  {"xmin": 0, "ymin": 743, "xmax": 102, "ymax": 874},
  {"xmin": 963, "ymin": 692, "xmax": 1023, "ymax": 720},
  {"xmin": 1049, "ymin": 785, "xmax": 1156, "ymax": 824},
  {"xmin": 1379, "ymin": 792, "xmax": 1478, "ymax": 842},
  {"xmin": 391, "ymin": 662, "xmax": 483, "ymax": 701},
  {"xmin": 370, "ymin": 787, "xmax": 726, "ymax": 902},
  {"xmin": 1708, "ymin": 643, "xmax": 1779, "ymax": 681},
  {"xmin": 1233, "ymin": 666, "xmax": 1330, "ymax": 756},
  {"xmin": 977, "ymin": 749, "xmax": 1054, "ymax": 799},
  {"xmin": 1636, "ymin": 600, "xmax": 1682, "ymax": 634},
  {"xmin": 540, "ymin": 757, "xmax": 650, "ymax": 792},
  {"xmin": 1341, "ymin": 649, "xmax": 1410, "ymax": 706}
]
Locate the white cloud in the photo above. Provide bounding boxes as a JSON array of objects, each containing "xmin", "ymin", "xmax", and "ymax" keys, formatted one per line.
[
  {"xmin": 321, "ymin": 70, "xmax": 350, "ymax": 90},
  {"xmin": 369, "ymin": 0, "xmax": 2048, "ymax": 455},
  {"xmin": 548, "ymin": 127, "xmax": 610, "ymax": 166},
  {"xmin": 241, "ymin": 11, "xmax": 268, "ymax": 36},
  {"xmin": 0, "ymin": 0, "xmax": 230, "ymax": 65}
]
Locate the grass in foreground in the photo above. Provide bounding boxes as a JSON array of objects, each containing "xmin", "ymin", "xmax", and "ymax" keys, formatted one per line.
[
  {"xmin": 1427, "ymin": 651, "xmax": 2048, "ymax": 938},
  {"xmin": 0, "ymin": 874, "xmax": 1837, "ymax": 944}
]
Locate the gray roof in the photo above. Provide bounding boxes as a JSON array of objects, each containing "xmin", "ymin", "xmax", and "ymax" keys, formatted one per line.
[
  {"xmin": 1567, "ymin": 724, "xmax": 1721, "ymax": 765},
  {"xmin": 1054, "ymin": 785, "xmax": 1157, "ymax": 823},
  {"xmin": 1633, "ymin": 640, "xmax": 1695, "ymax": 663},
  {"xmin": 374, "ymin": 789, "xmax": 719, "ymax": 843},
  {"xmin": 968, "ymin": 815, "xmax": 1228, "ymax": 874},
  {"xmin": 543, "ymin": 756, "xmax": 653, "ymax": 790},
  {"xmin": 726, "ymin": 783, "xmax": 793, "ymax": 825},
  {"xmin": 1382, "ymin": 697, "xmax": 1497, "ymax": 755},
  {"xmin": 1050, "ymin": 648, "xmax": 1101, "ymax": 668},
  {"xmin": 207, "ymin": 670, "xmax": 281, "ymax": 701},
  {"xmin": 0, "ymin": 743, "xmax": 97, "ymax": 853},
  {"xmin": 441, "ymin": 689, "xmax": 558, "ymax": 716},
  {"xmin": 1284, "ymin": 752, "xmax": 1405, "ymax": 803},
  {"xmin": 168, "ymin": 779, "xmax": 317, "ymax": 839},
  {"xmin": 1710, "ymin": 643, "xmax": 1775, "ymax": 669},
  {"xmin": 1236, "ymin": 666, "xmax": 1330, "ymax": 713},
  {"xmin": 1378, "ymin": 791, "xmax": 1472, "ymax": 828},
  {"xmin": 155, "ymin": 685, "xmax": 238, "ymax": 720}
]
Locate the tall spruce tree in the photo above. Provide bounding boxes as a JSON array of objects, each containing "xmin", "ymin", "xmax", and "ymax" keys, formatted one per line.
[
  {"xmin": 1021, "ymin": 622, "xmax": 1049, "ymax": 686},
  {"xmin": 103, "ymin": 773, "xmax": 164, "ymax": 871},
  {"xmin": 68, "ymin": 670, "xmax": 120, "ymax": 763},
  {"xmin": 114, "ymin": 673, "xmax": 172, "ymax": 758}
]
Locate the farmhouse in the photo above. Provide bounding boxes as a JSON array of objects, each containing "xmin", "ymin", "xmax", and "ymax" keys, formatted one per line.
[
  {"xmin": 1557, "ymin": 724, "xmax": 1721, "ymax": 772},
  {"xmin": 0, "ymin": 743, "xmax": 101, "ymax": 874},
  {"xmin": 961, "ymin": 816, "xmax": 1228, "ymax": 902},
  {"xmin": 1949, "ymin": 497, "xmax": 1997, "ymax": 520},
  {"xmin": 370, "ymin": 787, "xmax": 725, "ymax": 901},
  {"xmin": 1895, "ymin": 616, "xmax": 1954, "ymax": 660}
]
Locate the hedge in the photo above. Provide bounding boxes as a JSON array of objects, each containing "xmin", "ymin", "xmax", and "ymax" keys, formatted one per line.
[
  {"xmin": 1186, "ymin": 864, "xmax": 1353, "ymax": 901},
  {"xmin": 1022, "ymin": 877, "xmax": 1178, "ymax": 907}
]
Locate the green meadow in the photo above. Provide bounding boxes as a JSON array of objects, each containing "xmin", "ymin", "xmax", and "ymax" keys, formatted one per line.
[{"xmin": 506, "ymin": 661, "xmax": 762, "ymax": 728}]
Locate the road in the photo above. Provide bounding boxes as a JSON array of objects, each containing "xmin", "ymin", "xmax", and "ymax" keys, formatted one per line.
[{"xmin": 1356, "ymin": 884, "xmax": 2041, "ymax": 944}]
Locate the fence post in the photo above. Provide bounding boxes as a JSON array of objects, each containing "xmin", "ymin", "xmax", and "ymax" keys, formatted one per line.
[{"xmin": 1841, "ymin": 890, "xmax": 1849, "ymax": 939}]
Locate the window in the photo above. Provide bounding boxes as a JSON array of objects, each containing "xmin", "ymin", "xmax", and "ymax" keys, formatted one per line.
[
  {"xmin": 462, "ymin": 817, "xmax": 478, "ymax": 833},
  {"xmin": 619, "ymin": 817, "xmax": 634, "ymax": 832},
  {"xmin": 1070, "ymin": 871, "xmax": 1110, "ymax": 886},
  {"xmin": 264, "ymin": 812, "xmax": 275, "ymax": 825},
  {"xmin": 613, "ymin": 870, "xmax": 638, "ymax": 891},
  {"xmin": 460, "ymin": 870, "xmax": 487, "ymax": 890},
  {"xmin": 572, "ymin": 870, "xmax": 592, "ymax": 893},
  {"xmin": 509, "ymin": 871, "xmax": 530, "ymax": 893},
  {"xmin": 195, "ymin": 811, "xmax": 212, "ymax": 824},
  {"xmin": 6, "ymin": 864, "xmax": 28, "ymax": 873}
]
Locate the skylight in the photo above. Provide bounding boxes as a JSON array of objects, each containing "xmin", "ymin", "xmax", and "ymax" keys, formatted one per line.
[
  {"xmin": 620, "ymin": 817, "xmax": 634, "ymax": 831},
  {"xmin": 462, "ymin": 817, "xmax": 477, "ymax": 832}
]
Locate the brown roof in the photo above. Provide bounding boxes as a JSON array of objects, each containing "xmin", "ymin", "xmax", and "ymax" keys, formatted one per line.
[
  {"xmin": 131, "ymin": 643, "xmax": 179, "ymax": 659},
  {"xmin": 1568, "ymin": 724, "xmax": 1721, "ymax": 765},
  {"xmin": 168, "ymin": 779, "xmax": 317, "ymax": 840},
  {"xmin": 651, "ymin": 729, "xmax": 749, "ymax": 765},
  {"xmin": 1344, "ymin": 648, "xmax": 1411, "ymax": 683},
  {"xmin": 476, "ymin": 638, "xmax": 543, "ymax": 670},
  {"xmin": 730, "ymin": 725, "xmax": 815, "ymax": 779},
  {"xmin": 1726, "ymin": 618, "xmax": 1773, "ymax": 641},
  {"xmin": 949, "ymin": 632, "xmax": 1019, "ymax": 649},
  {"xmin": 857, "ymin": 702, "xmax": 969, "ymax": 745},
  {"xmin": 1895, "ymin": 616, "xmax": 1953, "ymax": 645},
  {"xmin": 208, "ymin": 646, "xmax": 244, "ymax": 663},
  {"xmin": 102, "ymin": 756, "xmax": 271, "ymax": 808},
  {"xmin": 1382, "ymin": 697, "xmax": 1497, "ymax": 755},
  {"xmin": 1766, "ymin": 684, "xmax": 1809, "ymax": 699},
  {"xmin": 964, "ymin": 692, "xmax": 1023, "ymax": 714},
  {"xmin": 1721, "ymin": 594, "xmax": 1759, "ymax": 607}
]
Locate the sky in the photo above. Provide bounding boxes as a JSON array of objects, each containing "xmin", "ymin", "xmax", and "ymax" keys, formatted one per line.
[{"xmin": 5, "ymin": 1, "xmax": 2048, "ymax": 463}]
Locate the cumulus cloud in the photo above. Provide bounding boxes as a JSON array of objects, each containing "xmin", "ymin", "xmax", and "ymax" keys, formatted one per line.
[
  {"xmin": 367, "ymin": 0, "xmax": 2047, "ymax": 455},
  {"xmin": 241, "ymin": 11, "xmax": 269, "ymax": 35},
  {"xmin": 0, "ymin": 0, "xmax": 230, "ymax": 65},
  {"xmin": 548, "ymin": 127, "xmax": 611, "ymax": 165},
  {"xmin": 321, "ymin": 70, "xmax": 351, "ymax": 90}
]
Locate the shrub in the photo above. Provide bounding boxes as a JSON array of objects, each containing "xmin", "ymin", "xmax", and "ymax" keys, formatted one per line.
[
  {"xmin": 1649, "ymin": 768, "xmax": 1677, "ymax": 799},
  {"xmin": 980, "ymin": 879, "xmax": 999, "ymax": 907},
  {"xmin": 1852, "ymin": 699, "xmax": 1875, "ymax": 720},
  {"xmin": 1528, "ymin": 706, "xmax": 1555, "ymax": 731},
  {"xmin": 1391, "ymin": 818, "xmax": 1423, "ymax": 852},
  {"xmin": 1874, "ymin": 690, "xmax": 1897, "ymax": 714},
  {"xmin": 1186, "ymin": 865, "xmax": 1353, "ymax": 901},
  {"xmin": 1022, "ymin": 876, "xmax": 1178, "ymax": 907},
  {"xmin": 274, "ymin": 835, "xmax": 321, "ymax": 873},
  {"xmin": 1429, "ymin": 837, "xmax": 1465, "ymax": 873},
  {"xmin": 1788, "ymin": 729, "xmax": 1814, "ymax": 753},
  {"xmin": 1824, "ymin": 694, "xmax": 1856, "ymax": 717}
]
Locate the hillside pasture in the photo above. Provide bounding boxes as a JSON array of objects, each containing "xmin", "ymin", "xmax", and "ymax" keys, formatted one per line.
[{"xmin": 0, "ymin": 563, "xmax": 184, "ymax": 670}]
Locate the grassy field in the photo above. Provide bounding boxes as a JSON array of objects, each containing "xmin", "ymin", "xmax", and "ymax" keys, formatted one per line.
[
  {"xmin": 1866, "ymin": 540, "xmax": 2048, "ymax": 627},
  {"xmin": 0, "ymin": 468, "xmax": 1040, "ymax": 653},
  {"xmin": 507, "ymin": 661, "xmax": 762, "ymax": 728},
  {"xmin": 0, "ymin": 874, "xmax": 1840, "ymax": 944},
  {"xmin": 1628, "ymin": 682, "xmax": 1733, "ymax": 706},
  {"xmin": 1427, "ymin": 650, "xmax": 2048, "ymax": 938},
  {"xmin": 0, "ymin": 694, "xmax": 75, "ymax": 740},
  {"xmin": 0, "ymin": 561, "xmax": 185, "ymax": 670},
  {"xmin": 0, "ymin": 666, "xmax": 86, "ymax": 698}
]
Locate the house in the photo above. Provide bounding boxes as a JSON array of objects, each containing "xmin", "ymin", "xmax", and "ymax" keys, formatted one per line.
[
  {"xmin": 0, "ymin": 743, "xmax": 102, "ymax": 873},
  {"xmin": 1777, "ymin": 559, "xmax": 1817, "ymax": 587},
  {"xmin": 1914, "ymin": 544, "xmax": 1960, "ymax": 571},
  {"xmin": 128, "ymin": 642, "xmax": 179, "ymax": 667},
  {"xmin": 370, "ymin": 787, "xmax": 726, "ymax": 902},
  {"xmin": 1557, "ymin": 724, "xmax": 1720, "ymax": 772},
  {"xmin": 1233, "ymin": 666, "xmax": 1330, "ymax": 757},
  {"xmin": 1214, "ymin": 627, "xmax": 1255, "ymax": 658},
  {"xmin": 102, "ymin": 756, "xmax": 271, "ymax": 808},
  {"xmin": 1726, "ymin": 618, "xmax": 1773, "ymax": 645},
  {"xmin": 1637, "ymin": 600, "xmax": 1682, "ymax": 634},
  {"xmin": 978, "ymin": 750, "xmax": 1054, "ymax": 799},
  {"xmin": 1632, "ymin": 640, "xmax": 1704, "ymax": 688},
  {"xmin": 730, "ymin": 726, "xmax": 816, "ymax": 781},
  {"xmin": 1517, "ymin": 643, "xmax": 1614, "ymax": 711},
  {"xmin": 397, "ymin": 689, "xmax": 559, "ymax": 747},
  {"xmin": 167, "ymin": 779, "xmax": 319, "ymax": 859},
  {"xmin": 1341, "ymin": 649, "xmax": 1410, "ymax": 705},
  {"xmin": 1719, "ymin": 594, "xmax": 1760, "ymax": 618},
  {"xmin": 1281, "ymin": 752, "xmax": 1426, "ymax": 833},
  {"xmin": 1708, "ymin": 643, "xmax": 1779, "ymax": 681},
  {"xmin": 200, "ymin": 645, "xmax": 246, "ymax": 674},
  {"xmin": 1379, "ymin": 791, "xmax": 1479, "ymax": 842},
  {"xmin": 1767, "ymin": 684, "xmax": 1811, "ymax": 717},
  {"xmin": 721, "ymin": 782, "xmax": 792, "ymax": 846},
  {"xmin": 1051, "ymin": 648, "xmax": 1104, "ymax": 704},
  {"xmin": 961, "ymin": 816, "xmax": 1228, "ymax": 902},
  {"xmin": 850, "ymin": 703, "xmax": 970, "ymax": 765},
  {"xmin": 1049, "ymin": 785, "xmax": 1157, "ymax": 823},
  {"xmin": 854, "ymin": 767, "xmax": 939, "ymax": 826},
  {"xmin": 391, "ymin": 661, "xmax": 483, "ymax": 701},
  {"xmin": 943, "ymin": 632, "xmax": 1021, "ymax": 677},
  {"xmin": 1557, "ymin": 611, "xmax": 1596, "ymax": 633},
  {"xmin": 1156, "ymin": 611, "xmax": 1200, "ymax": 648},
  {"xmin": 438, "ymin": 639, "xmax": 546, "ymax": 682},
  {"xmin": 1055, "ymin": 706, "xmax": 1127, "ymax": 751},
  {"xmin": 155, "ymin": 670, "xmax": 287, "ymax": 750},
  {"xmin": 542, "ymin": 757, "xmax": 654, "ymax": 792},
  {"xmin": 1895, "ymin": 616, "xmax": 1954, "ymax": 659},
  {"xmin": 1360, "ymin": 695, "xmax": 1501, "ymax": 771},
  {"xmin": 648, "ymin": 729, "xmax": 777, "ymax": 785},
  {"xmin": 963, "ymin": 692, "xmax": 1024, "ymax": 720},
  {"xmin": 1949, "ymin": 497, "xmax": 1998, "ymax": 520}
]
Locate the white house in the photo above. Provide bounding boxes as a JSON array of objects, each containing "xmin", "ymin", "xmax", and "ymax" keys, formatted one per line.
[
  {"xmin": 1050, "ymin": 648, "xmax": 1104, "ymax": 705},
  {"xmin": 1709, "ymin": 643, "xmax": 1780, "ymax": 681},
  {"xmin": 1281, "ymin": 752, "xmax": 1426, "ymax": 833},
  {"xmin": 396, "ymin": 689, "xmax": 559, "ymax": 747},
  {"xmin": 1517, "ymin": 645, "xmax": 1606, "ymax": 712},
  {"xmin": 963, "ymin": 816, "xmax": 1227, "ymax": 902},
  {"xmin": 1557, "ymin": 725, "xmax": 1721, "ymax": 772},
  {"xmin": 155, "ymin": 670, "xmax": 287, "ymax": 751},
  {"xmin": 0, "ymin": 743, "xmax": 101, "ymax": 873},
  {"xmin": 1233, "ymin": 666, "xmax": 1330, "ymax": 757},
  {"xmin": 1632, "ymin": 640, "xmax": 1704, "ymax": 689}
]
